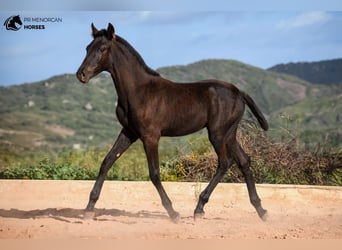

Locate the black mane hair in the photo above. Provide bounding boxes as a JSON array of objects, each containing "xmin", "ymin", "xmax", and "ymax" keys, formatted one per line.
[
  {"xmin": 116, "ymin": 35, "xmax": 160, "ymax": 76},
  {"xmin": 94, "ymin": 29, "xmax": 160, "ymax": 77}
]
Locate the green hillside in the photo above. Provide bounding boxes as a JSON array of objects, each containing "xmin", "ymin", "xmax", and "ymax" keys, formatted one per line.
[
  {"xmin": 268, "ymin": 58, "xmax": 342, "ymax": 85},
  {"xmin": 0, "ymin": 59, "xmax": 341, "ymax": 167},
  {"xmin": 159, "ymin": 60, "xmax": 342, "ymax": 149},
  {"xmin": 158, "ymin": 59, "xmax": 311, "ymax": 114},
  {"xmin": 0, "ymin": 74, "xmax": 120, "ymax": 155},
  {"xmin": 270, "ymin": 85, "xmax": 342, "ymax": 149}
]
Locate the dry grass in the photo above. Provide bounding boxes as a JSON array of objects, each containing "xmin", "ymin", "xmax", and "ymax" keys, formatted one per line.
[{"xmin": 162, "ymin": 119, "xmax": 342, "ymax": 185}]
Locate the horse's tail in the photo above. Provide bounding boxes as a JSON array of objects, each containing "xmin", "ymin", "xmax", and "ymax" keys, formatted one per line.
[{"xmin": 241, "ymin": 92, "xmax": 269, "ymax": 131}]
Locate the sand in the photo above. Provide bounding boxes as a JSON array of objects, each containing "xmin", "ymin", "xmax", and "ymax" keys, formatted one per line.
[{"xmin": 0, "ymin": 180, "xmax": 341, "ymax": 239}]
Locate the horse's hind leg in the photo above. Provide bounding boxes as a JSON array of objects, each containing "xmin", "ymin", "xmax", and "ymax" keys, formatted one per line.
[
  {"xmin": 194, "ymin": 153, "xmax": 233, "ymax": 218},
  {"xmin": 85, "ymin": 129, "xmax": 137, "ymax": 213},
  {"xmin": 232, "ymin": 141, "xmax": 267, "ymax": 220},
  {"xmin": 194, "ymin": 134, "xmax": 234, "ymax": 218}
]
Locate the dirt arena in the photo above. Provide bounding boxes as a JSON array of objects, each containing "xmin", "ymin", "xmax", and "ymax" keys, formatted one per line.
[{"xmin": 0, "ymin": 180, "xmax": 341, "ymax": 239}]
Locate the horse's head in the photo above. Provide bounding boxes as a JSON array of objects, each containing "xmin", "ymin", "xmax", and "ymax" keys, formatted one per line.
[{"xmin": 77, "ymin": 23, "xmax": 115, "ymax": 83}]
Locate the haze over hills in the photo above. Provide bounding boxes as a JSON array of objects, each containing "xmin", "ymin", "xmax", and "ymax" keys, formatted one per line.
[
  {"xmin": 268, "ymin": 58, "xmax": 342, "ymax": 85},
  {"xmin": 0, "ymin": 59, "xmax": 341, "ymax": 162}
]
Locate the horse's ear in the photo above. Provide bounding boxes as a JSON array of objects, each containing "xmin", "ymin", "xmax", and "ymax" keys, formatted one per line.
[
  {"xmin": 107, "ymin": 23, "xmax": 116, "ymax": 40},
  {"xmin": 91, "ymin": 23, "xmax": 98, "ymax": 37}
]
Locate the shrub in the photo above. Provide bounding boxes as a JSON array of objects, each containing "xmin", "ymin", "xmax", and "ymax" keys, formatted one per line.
[
  {"xmin": 0, "ymin": 119, "xmax": 340, "ymax": 185},
  {"xmin": 0, "ymin": 158, "xmax": 98, "ymax": 180},
  {"xmin": 160, "ymin": 119, "xmax": 342, "ymax": 185}
]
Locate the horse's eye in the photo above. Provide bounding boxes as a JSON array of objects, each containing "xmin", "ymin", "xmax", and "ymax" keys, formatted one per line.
[{"xmin": 100, "ymin": 46, "xmax": 107, "ymax": 52}]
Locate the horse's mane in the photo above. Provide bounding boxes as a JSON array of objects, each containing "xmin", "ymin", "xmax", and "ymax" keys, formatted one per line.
[
  {"xmin": 94, "ymin": 29, "xmax": 160, "ymax": 77},
  {"xmin": 116, "ymin": 35, "xmax": 160, "ymax": 76}
]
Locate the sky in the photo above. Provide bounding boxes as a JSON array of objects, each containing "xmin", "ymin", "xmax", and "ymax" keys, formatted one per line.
[{"xmin": 1, "ymin": 1, "xmax": 342, "ymax": 86}]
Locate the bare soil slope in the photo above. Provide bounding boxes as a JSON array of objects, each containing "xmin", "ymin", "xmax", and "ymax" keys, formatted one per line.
[{"xmin": 0, "ymin": 180, "xmax": 341, "ymax": 239}]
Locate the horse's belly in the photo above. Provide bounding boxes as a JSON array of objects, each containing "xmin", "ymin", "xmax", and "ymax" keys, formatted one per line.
[{"xmin": 161, "ymin": 116, "xmax": 206, "ymax": 137}]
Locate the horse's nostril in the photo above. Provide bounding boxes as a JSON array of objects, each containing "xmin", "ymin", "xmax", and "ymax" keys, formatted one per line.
[
  {"xmin": 77, "ymin": 70, "xmax": 84, "ymax": 78},
  {"xmin": 76, "ymin": 69, "xmax": 87, "ymax": 83}
]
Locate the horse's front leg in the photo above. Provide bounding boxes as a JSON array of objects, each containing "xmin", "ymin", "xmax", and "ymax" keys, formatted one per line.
[
  {"xmin": 85, "ymin": 129, "xmax": 137, "ymax": 213},
  {"xmin": 142, "ymin": 136, "xmax": 180, "ymax": 221}
]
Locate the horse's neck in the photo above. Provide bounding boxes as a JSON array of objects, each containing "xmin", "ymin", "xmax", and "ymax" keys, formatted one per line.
[
  {"xmin": 111, "ymin": 51, "xmax": 153, "ymax": 111},
  {"xmin": 110, "ymin": 44, "xmax": 154, "ymax": 104}
]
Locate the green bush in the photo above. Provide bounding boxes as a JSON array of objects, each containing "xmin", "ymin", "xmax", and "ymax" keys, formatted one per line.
[
  {"xmin": 0, "ymin": 159, "xmax": 98, "ymax": 180},
  {"xmin": 0, "ymin": 143, "xmax": 150, "ymax": 181}
]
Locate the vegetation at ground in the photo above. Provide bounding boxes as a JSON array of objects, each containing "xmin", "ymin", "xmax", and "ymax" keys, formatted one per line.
[{"xmin": 1, "ymin": 119, "xmax": 340, "ymax": 185}]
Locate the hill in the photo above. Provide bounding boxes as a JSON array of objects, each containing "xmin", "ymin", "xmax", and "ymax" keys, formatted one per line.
[
  {"xmin": 0, "ymin": 74, "xmax": 120, "ymax": 155},
  {"xmin": 159, "ymin": 60, "xmax": 342, "ymax": 149},
  {"xmin": 158, "ymin": 59, "xmax": 311, "ymax": 114},
  {"xmin": 268, "ymin": 58, "xmax": 342, "ymax": 85},
  {"xmin": 0, "ymin": 59, "xmax": 341, "ymax": 166},
  {"xmin": 269, "ymin": 84, "xmax": 342, "ymax": 149}
]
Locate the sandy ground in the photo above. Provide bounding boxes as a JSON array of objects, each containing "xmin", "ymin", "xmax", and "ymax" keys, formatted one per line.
[{"xmin": 0, "ymin": 180, "xmax": 341, "ymax": 239}]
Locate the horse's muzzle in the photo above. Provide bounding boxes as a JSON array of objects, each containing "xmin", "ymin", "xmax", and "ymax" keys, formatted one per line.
[{"xmin": 76, "ymin": 68, "xmax": 89, "ymax": 84}]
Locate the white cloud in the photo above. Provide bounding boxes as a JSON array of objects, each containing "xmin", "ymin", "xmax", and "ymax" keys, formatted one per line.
[{"xmin": 277, "ymin": 11, "xmax": 331, "ymax": 30}]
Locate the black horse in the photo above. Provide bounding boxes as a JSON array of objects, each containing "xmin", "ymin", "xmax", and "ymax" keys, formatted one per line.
[{"xmin": 77, "ymin": 23, "xmax": 269, "ymax": 221}]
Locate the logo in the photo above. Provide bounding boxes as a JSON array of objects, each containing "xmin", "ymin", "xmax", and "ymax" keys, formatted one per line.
[
  {"xmin": 3, "ymin": 15, "xmax": 62, "ymax": 31},
  {"xmin": 4, "ymin": 15, "xmax": 23, "ymax": 31}
]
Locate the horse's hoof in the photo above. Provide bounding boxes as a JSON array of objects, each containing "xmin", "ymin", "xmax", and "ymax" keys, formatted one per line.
[
  {"xmin": 170, "ymin": 211, "xmax": 180, "ymax": 223},
  {"xmin": 258, "ymin": 209, "xmax": 268, "ymax": 221},
  {"xmin": 193, "ymin": 212, "xmax": 205, "ymax": 221},
  {"xmin": 83, "ymin": 211, "xmax": 95, "ymax": 220}
]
